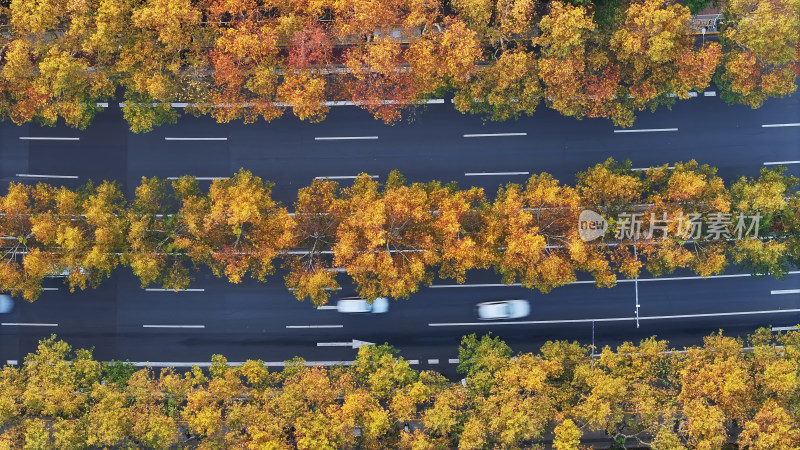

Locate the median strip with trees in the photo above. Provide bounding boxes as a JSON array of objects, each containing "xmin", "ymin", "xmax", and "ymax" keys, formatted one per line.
[{"xmin": 1, "ymin": 159, "xmax": 797, "ymax": 304}]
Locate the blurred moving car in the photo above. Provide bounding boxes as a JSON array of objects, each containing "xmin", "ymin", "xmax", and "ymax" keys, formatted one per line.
[
  {"xmin": 0, "ymin": 295, "xmax": 14, "ymax": 314},
  {"xmin": 46, "ymin": 267, "xmax": 87, "ymax": 277},
  {"xmin": 476, "ymin": 300, "xmax": 529, "ymax": 320},
  {"xmin": 336, "ymin": 297, "xmax": 389, "ymax": 314}
]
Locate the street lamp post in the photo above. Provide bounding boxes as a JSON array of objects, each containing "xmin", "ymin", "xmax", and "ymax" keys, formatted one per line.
[{"xmin": 634, "ymin": 237, "xmax": 640, "ymax": 328}]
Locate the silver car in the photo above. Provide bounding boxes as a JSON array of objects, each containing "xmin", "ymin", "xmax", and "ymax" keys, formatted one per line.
[
  {"xmin": 0, "ymin": 295, "xmax": 14, "ymax": 314},
  {"xmin": 336, "ymin": 297, "xmax": 389, "ymax": 314},
  {"xmin": 476, "ymin": 300, "xmax": 530, "ymax": 320}
]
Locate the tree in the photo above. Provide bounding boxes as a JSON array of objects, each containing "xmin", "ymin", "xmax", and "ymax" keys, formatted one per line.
[
  {"xmin": 343, "ymin": 38, "xmax": 419, "ymax": 124},
  {"xmin": 457, "ymin": 333, "xmax": 512, "ymax": 395},
  {"xmin": 285, "ymin": 179, "xmax": 341, "ymax": 306},
  {"xmin": 553, "ymin": 419, "xmax": 583, "ymax": 450},
  {"xmin": 460, "ymin": 352, "xmax": 562, "ymax": 448},
  {"xmin": 576, "ymin": 338, "xmax": 680, "ymax": 444},
  {"xmin": 4, "ymin": 0, "xmax": 114, "ymax": 129},
  {"xmin": 0, "ymin": 365, "xmax": 24, "ymax": 425},
  {"xmin": 0, "ymin": 182, "xmax": 69, "ymax": 301},
  {"xmin": 611, "ymin": 0, "xmax": 721, "ymax": 114},
  {"xmin": 86, "ymin": 384, "xmax": 130, "ymax": 447},
  {"xmin": 454, "ymin": 49, "xmax": 543, "ymax": 121},
  {"xmin": 124, "ymin": 177, "xmax": 198, "ymax": 290},
  {"xmin": 450, "ymin": 0, "xmax": 537, "ymax": 44},
  {"xmin": 638, "ymin": 161, "xmax": 730, "ymax": 278},
  {"xmin": 678, "ymin": 333, "xmax": 755, "ymax": 426},
  {"xmin": 739, "ymin": 400, "xmax": 800, "ymax": 450},
  {"xmin": 537, "ymin": 2, "xmax": 618, "ymax": 121},
  {"xmin": 333, "ymin": 172, "xmax": 438, "ymax": 299},
  {"xmin": 117, "ymin": 0, "xmax": 205, "ymax": 132},
  {"xmin": 485, "ymin": 174, "xmax": 580, "ymax": 292},
  {"xmin": 205, "ymin": 0, "xmax": 284, "ymax": 125},
  {"xmin": 279, "ymin": 22, "xmax": 333, "ymax": 122},
  {"xmin": 407, "ymin": 18, "xmax": 483, "ymax": 98},
  {"xmin": 730, "ymin": 167, "xmax": 798, "ymax": 278},
  {"xmin": 21, "ymin": 335, "xmax": 101, "ymax": 418},
  {"xmin": 31, "ymin": 181, "xmax": 126, "ymax": 293},
  {"xmin": 126, "ymin": 369, "xmax": 180, "ymax": 448},
  {"xmin": 576, "ymin": 159, "xmax": 645, "ymax": 279},
  {"xmin": 718, "ymin": 0, "xmax": 800, "ymax": 107},
  {"xmin": 429, "ymin": 184, "xmax": 491, "ymax": 283},
  {"xmin": 330, "ymin": 0, "xmax": 438, "ymax": 41},
  {"xmin": 198, "ymin": 170, "xmax": 294, "ymax": 284}
]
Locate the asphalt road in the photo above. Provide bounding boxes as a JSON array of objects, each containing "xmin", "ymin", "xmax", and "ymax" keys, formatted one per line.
[{"xmin": 1, "ymin": 88, "xmax": 798, "ymax": 375}]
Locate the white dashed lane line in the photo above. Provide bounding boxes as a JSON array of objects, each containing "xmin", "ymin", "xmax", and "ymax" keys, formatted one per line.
[
  {"xmin": 164, "ymin": 137, "xmax": 228, "ymax": 141},
  {"xmin": 462, "ymin": 133, "xmax": 527, "ymax": 138},
  {"xmin": 762, "ymin": 123, "xmax": 800, "ymax": 128},
  {"xmin": 614, "ymin": 128, "xmax": 679, "ymax": 133},
  {"xmin": 144, "ymin": 288, "xmax": 206, "ymax": 292},
  {"xmin": 764, "ymin": 161, "xmax": 800, "ymax": 166},
  {"xmin": 464, "ymin": 171, "xmax": 529, "ymax": 176},
  {"xmin": 19, "ymin": 137, "xmax": 80, "ymax": 141},
  {"xmin": 315, "ymin": 136, "xmax": 378, "ymax": 141},
  {"xmin": 16, "ymin": 174, "xmax": 78, "ymax": 179},
  {"xmin": 315, "ymin": 175, "xmax": 379, "ymax": 180}
]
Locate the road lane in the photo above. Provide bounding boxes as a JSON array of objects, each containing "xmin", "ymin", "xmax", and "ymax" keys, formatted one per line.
[
  {"xmin": 1, "ymin": 267, "xmax": 797, "ymax": 367},
  {"xmin": 1, "ymin": 90, "xmax": 797, "ymax": 203}
]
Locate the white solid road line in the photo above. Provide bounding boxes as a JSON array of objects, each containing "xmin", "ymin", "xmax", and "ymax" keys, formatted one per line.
[
  {"xmin": 632, "ymin": 166, "xmax": 674, "ymax": 171},
  {"xmin": 314, "ymin": 136, "xmax": 378, "ymax": 141},
  {"xmin": 464, "ymin": 171, "xmax": 530, "ymax": 176},
  {"xmin": 772, "ymin": 289, "xmax": 800, "ymax": 295},
  {"xmin": 429, "ymin": 308, "xmax": 800, "ymax": 327},
  {"xmin": 19, "ymin": 136, "xmax": 81, "ymax": 141},
  {"xmin": 772, "ymin": 326, "xmax": 798, "ymax": 331},
  {"xmin": 164, "ymin": 137, "xmax": 228, "ymax": 141},
  {"xmin": 142, "ymin": 325, "xmax": 205, "ymax": 329},
  {"xmin": 317, "ymin": 339, "xmax": 374, "ymax": 348},
  {"xmin": 316, "ymin": 306, "xmax": 338, "ymax": 310},
  {"xmin": 762, "ymin": 123, "xmax": 800, "ymax": 128},
  {"xmin": 429, "ymin": 271, "xmax": 800, "ymax": 288},
  {"xmin": 128, "ymin": 360, "xmax": 357, "ymax": 367},
  {"xmin": 614, "ymin": 128, "xmax": 679, "ymax": 133},
  {"xmin": 463, "ymin": 132, "xmax": 527, "ymax": 138},
  {"xmin": 123, "ymin": 358, "xmax": 450, "ymax": 368},
  {"xmin": 314, "ymin": 175, "xmax": 379, "ymax": 180},
  {"xmin": 2, "ymin": 323, "xmax": 58, "ymax": 327},
  {"xmin": 145, "ymin": 288, "xmax": 205, "ymax": 292},
  {"xmin": 764, "ymin": 161, "xmax": 800, "ymax": 166},
  {"xmin": 286, "ymin": 325, "xmax": 344, "ymax": 329},
  {"xmin": 16, "ymin": 174, "xmax": 79, "ymax": 179},
  {"xmin": 166, "ymin": 177, "xmax": 229, "ymax": 181}
]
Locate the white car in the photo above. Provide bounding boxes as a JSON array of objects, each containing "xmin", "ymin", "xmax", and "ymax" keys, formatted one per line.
[
  {"xmin": 336, "ymin": 297, "xmax": 389, "ymax": 314},
  {"xmin": 476, "ymin": 300, "xmax": 530, "ymax": 320},
  {"xmin": 0, "ymin": 295, "xmax": 14, "ymax": 314},
  {"xmin": 46, "ymin": 267, "xmax": 87, "ymax": 277}
]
